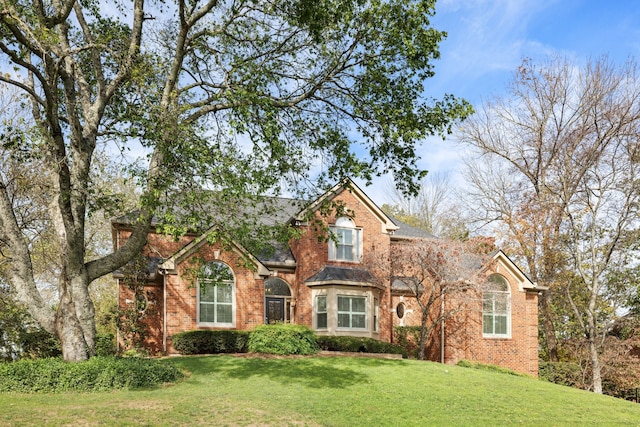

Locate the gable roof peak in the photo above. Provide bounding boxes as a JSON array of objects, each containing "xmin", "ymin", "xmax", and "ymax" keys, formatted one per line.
[{"xmin": 294, "ymin": 178, "xmax": 399, "ymax": 233}]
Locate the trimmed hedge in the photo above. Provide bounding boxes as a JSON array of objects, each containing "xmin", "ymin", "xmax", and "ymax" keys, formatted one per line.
[
  {"xmin": 317, "ymin": 335, "xmax": 406, "ymax": 357},
  {"xmin": 172, "ymin": 330, "xmax": 250, "ymax": 355},
  {"xmin": 0, "ymin": 357, "xmax": 183, "ymax": 393},
  {"xmin": 248, "ymin": 324, "xmax": 319, "ymax": 355},
  {"xmin": 172, "ymin": 328, "xmax": 407, "ymax": 357}
]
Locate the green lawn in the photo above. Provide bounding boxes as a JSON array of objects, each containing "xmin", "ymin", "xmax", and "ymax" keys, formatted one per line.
[{"xmin": 0, "ymin": 355, "xmax": 639, "ymax": 426}]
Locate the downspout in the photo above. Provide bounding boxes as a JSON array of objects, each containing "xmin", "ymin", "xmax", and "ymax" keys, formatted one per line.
[
  {"xmin": 161, "ymin": 271, "xmax": 167, "ymax": 354},
  {"xmin": 440, "ymin": 294, "xmax": 445, "ymax": 364},
  {"xmin": 114, "ymin": 226, "xmax": 121, "ymax": 353},
  {"xmin": 116, "ymin": 278, "xmax": 121, "ymax": 353}
]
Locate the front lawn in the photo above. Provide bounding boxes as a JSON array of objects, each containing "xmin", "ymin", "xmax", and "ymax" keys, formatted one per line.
[{"xmin": 0, "ymin": 355, "xmax": 638, "ymax": 426}]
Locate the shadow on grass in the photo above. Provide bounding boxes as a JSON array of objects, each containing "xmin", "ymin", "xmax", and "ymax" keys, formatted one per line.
[{"xmin": 171, "ymin": 355, "xmax": 405, "ymax": 389}]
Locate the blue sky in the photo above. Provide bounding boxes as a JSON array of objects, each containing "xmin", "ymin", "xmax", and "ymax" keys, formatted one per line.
[{"xmin": 361, "ymin": 0, "xmax": 640, "ymax": 204}]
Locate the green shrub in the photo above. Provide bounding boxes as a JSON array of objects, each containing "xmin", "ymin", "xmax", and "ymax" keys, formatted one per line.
[
  {"xmin": 95, "ymin": 333, "xmax": 117, "ymax": 357},
  {"xmin": 316, "ymin": 335, "xmax": 406, "ymax": 357},
  {"xmin": 394, "ymin": 326, "xmax": 421, "ymax": 359},
  {"xmin": 539, "ymin": 361, "xmax": 585, "ymax": 387},
  {"xmin": 172, "ymin": 330, "xmax": 250, "ymax": 355},
  {"xmin": 0, "ymin": 357, "xmax": 183, "ymax": 393},
  {"xmin": 248, "ymin": 324, "xmax": 319, "ymax": 355},
  {"xmin": 20, "ymin": 329, "xmax": 62, "ymax": 360}
]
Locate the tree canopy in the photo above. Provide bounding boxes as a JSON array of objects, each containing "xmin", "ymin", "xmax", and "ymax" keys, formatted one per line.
[{"xmin": 0, "ymin": 0, "xmax": 471, "ymax": 360}]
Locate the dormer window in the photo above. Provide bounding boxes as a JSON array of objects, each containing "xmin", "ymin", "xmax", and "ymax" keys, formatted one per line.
[{"xmin": 329, "ymin": 217, "xmax": 362, "ymax": 262}]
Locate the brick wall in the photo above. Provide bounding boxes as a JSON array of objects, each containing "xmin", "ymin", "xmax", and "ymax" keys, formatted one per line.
[
  {"xmin": 442, "ymin": 267, "xmax": 540, "ymax": 376},
  {"xmin": 163, "ymin": 243, "xmax": 268, "ymax": 353},
  {"xmin": 389, "ymin": 267, "xmax": 540, "ymax": 376}
]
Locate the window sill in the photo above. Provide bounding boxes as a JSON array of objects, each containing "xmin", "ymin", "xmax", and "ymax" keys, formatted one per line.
[
  {"xmin": 328, "ymin": 259, "xmax": 362, "ymax": 264},
  {"xmin": 482, "ymin": 334, "xmax": 512, "ymax": 339},
  {"xmin": 198, "ymin": 323, "xmax": 235, "ymax": 328}
]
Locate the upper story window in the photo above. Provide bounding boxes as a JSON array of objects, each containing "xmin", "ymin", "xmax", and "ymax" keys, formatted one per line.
[
  {"xmin": 329, "ymin": 217, "xmax": 362, "ymax": 262},
  {"xmin": 197, "ymin": 261, "xmax": 235, "ymax": 327},
  {"xmin": 482, "ymin": 274, "xmax": 510, "ymax": 338}
]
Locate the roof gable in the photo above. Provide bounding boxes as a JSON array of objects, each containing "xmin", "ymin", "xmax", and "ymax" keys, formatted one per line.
[
  {"xmin": 294, "ymin": 178, "xmax": 399, "ymax": 234},
  {"xmin": 158, "ymin": 226, "xmax": 270, "ymax": 277},
  {"xmin": 491, "ymin": 250, "xmax": 546, "ymax": 293}
]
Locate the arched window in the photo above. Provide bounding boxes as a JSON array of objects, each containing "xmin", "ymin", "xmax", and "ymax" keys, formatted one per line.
[
  {"xmin": 264, "ymin": 278, "xmax": 291, "ymax": 297},
  {"xmin": 197, "ymin": 261, "xmax": 235, "ymax": 327},
  {"xmin": 329, "ymin": 216, "xmax": 362, "ymax": 262},
  {"xmin": 482, "ymin": 274, "xmax": 510, "ymax": 337}
]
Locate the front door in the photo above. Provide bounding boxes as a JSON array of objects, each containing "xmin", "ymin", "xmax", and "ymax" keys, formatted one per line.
[{"xmin": 266, "ymin": 297, "xmax": 284, "ymax": 324}]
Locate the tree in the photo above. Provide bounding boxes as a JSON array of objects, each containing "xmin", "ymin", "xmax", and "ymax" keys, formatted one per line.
[
  {"xmin": 369, "ymin": 237, "xmax": 493, "ymax": 360},
  {"xmin": 459, "ymin": 56, "xmax": 640, "ymax": 393},
  {"xmin": 381, "ymin": 172, "xmax": 470, "ymax": 239},
  {"xmin": 0, "ymin": 0, "xmax": 471, "ymax": 361}
]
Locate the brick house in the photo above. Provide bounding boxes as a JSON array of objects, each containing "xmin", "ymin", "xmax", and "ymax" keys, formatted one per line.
[{"xmin": 113, "ymin": 179, "xmax": 544, "ymax": 375}]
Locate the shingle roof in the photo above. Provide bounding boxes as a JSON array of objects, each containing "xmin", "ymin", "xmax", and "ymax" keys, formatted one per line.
[
  {"xmin": 390, "ymin": 276, "xmax": 424, "ymax": 294},
  {"xmin": 388, "ymin": 215, "xmax": 437, "ymax": 239},
  {"xmin": 304, "ymin": 266, "xmax": 375, "ymax": 285},
  {"xmin": 112, "ymin": 187, "xmax": 430, "ymax": 265}
]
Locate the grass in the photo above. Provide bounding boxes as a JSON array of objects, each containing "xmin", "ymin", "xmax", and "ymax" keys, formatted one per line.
[{"xmin": 0, "ymin": 355, "xmax": 639, "ymax": 426}]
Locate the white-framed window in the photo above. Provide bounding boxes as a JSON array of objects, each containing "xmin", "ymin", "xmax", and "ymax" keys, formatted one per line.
[
  {"xmin": 482, "ymin": 274, "xmax": 510, "ymax": 337},
  {"xmin": 315, "ymin": 294, "xmax": 327, "ymax": 329},
  {"xmin": 329, "ymin": 217, "xmax": 363, "ymax": 262},
  {"xmin": 373, "ymin": 298, "xmax": 379, "ymax": 332},
  {"xmin": 197, "ymin": 261, "xmax": 235, "ymax": 327},
  {"xmin": 337, "ymin": 295, "xmax": 366, "ymax": 329}
]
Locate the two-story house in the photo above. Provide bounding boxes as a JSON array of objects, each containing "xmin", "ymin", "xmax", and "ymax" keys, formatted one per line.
[{"xmin": 113, "ymin": 179, "xmax": 543, "ymax": 375}]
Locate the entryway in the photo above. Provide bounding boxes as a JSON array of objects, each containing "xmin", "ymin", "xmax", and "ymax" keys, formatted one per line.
[{"xmin": 264, "ymin": 278, "xmax": 292, "ymax": 324}]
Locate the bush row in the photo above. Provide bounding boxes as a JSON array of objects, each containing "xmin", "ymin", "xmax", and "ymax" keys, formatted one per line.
[
  {"xmin": 172, "ymin": 326, "xmax": 406, "ymax": 357},
  {"xmin": 172, "ymin": 330, "xmax": 250, "ymax": 354},
  {"xmin": 0, "ymin": 357, "xmax": 184, "ymax": 393},
  {"xmin": 317, "ymin": 335, "xmax": 406, "ymax": 357}
]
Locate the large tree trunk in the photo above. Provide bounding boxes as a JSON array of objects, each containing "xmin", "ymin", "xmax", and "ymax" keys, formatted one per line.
[
  {"xmin": 56, "ymin": 284, "xmax": 91, "ymax": 361},
  {"xmin": 71, "ymin": 272, "xmax": 96, "ymax": 356},
  {"xmin": 586, "ymin": 297, "xmax": 603, "ymax": 394},
  {"xmin": 588, "ymin": 335, "xmax": 603, "ymax": 394}
]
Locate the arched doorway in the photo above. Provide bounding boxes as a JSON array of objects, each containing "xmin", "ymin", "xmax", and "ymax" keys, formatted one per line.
[{"xmin": 264, "ymin": 277, "xmax": 292, "ymax": 324}]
